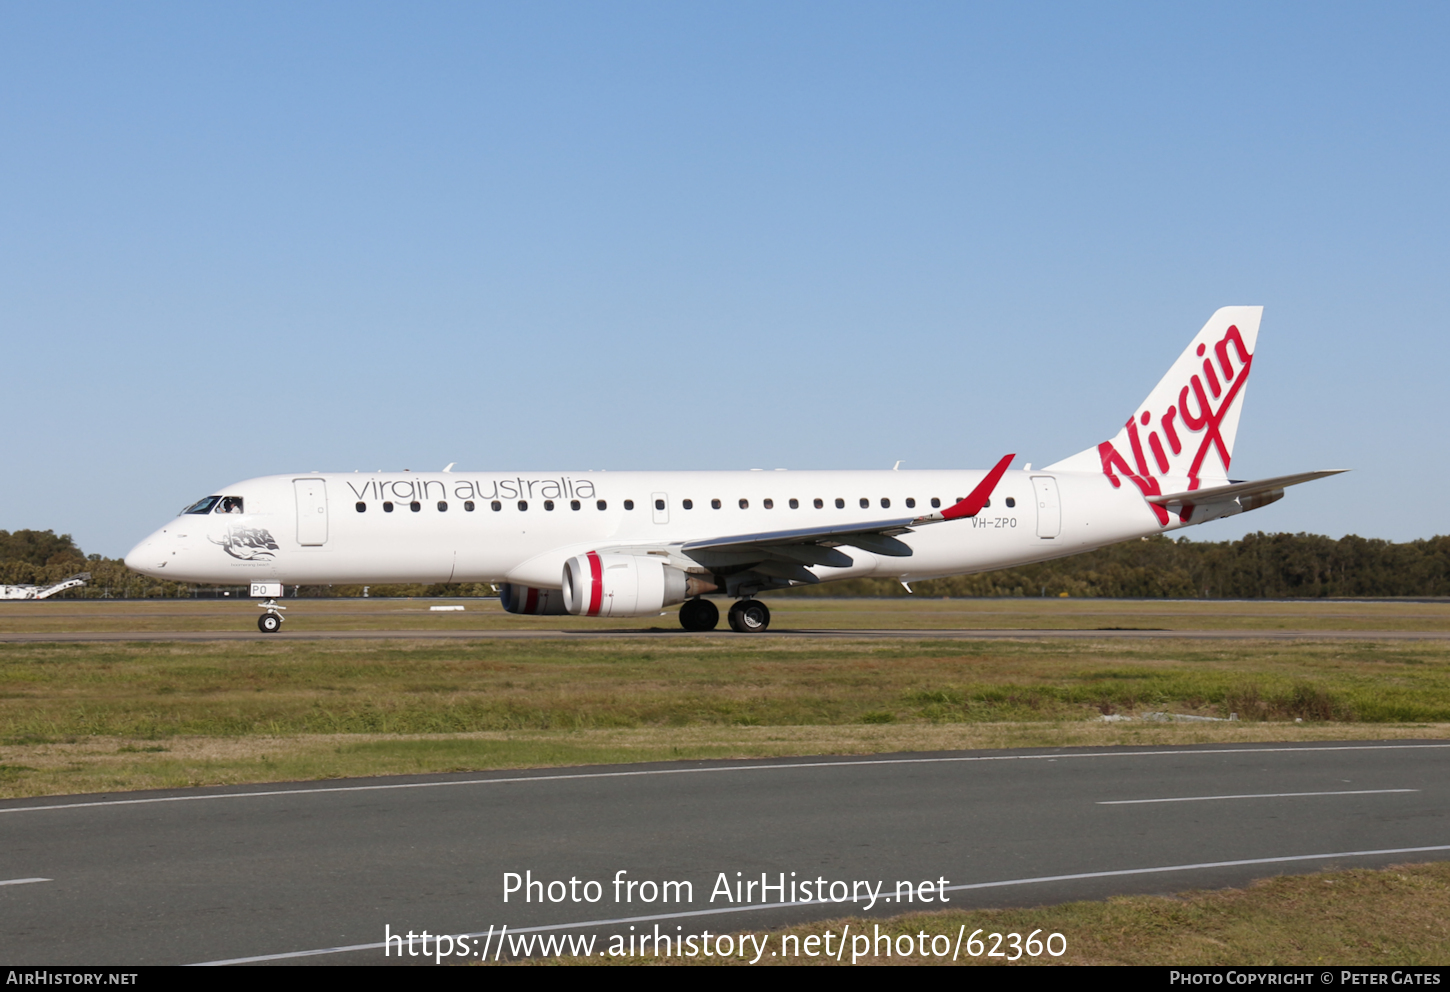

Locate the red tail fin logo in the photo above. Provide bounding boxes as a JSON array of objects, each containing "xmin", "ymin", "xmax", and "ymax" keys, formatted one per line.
[{"xmin": 1098, "ymin": 324, "xmax": 1253, "ymax": 525}]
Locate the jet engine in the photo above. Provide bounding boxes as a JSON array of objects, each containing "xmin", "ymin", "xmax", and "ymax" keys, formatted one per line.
[
  {"xmin": 499, "ymin": 583, "xmax": 569, "ymax": 615},
  {"xmin": 562, "ymin": 552, "xmax": 715, "ymax": 617}
]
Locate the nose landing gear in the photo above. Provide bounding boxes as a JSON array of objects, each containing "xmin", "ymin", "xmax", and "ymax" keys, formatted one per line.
[
  {"xmin": 727, "ymin": 599, "xmax": 771, "ymax": 633},
  {"xmin": 257, "ymin": 599, "xmax": 286, "ymax": 634}
]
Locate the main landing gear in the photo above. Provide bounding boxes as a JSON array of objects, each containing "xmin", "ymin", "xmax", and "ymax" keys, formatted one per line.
[
  {"xmin": 677, "ymin": 597, "xmax": 772, "ymax": 632},
  {"xmin": 727, "ymin": 599, "xmax": 771, "ymax": 633},
  {"xmin": 257, "ymin": 599, "xmax": 286, "ymax": 634},
  {"xmin": 678, "ymin": 597, "xmax": 719, "ymax": 632}
]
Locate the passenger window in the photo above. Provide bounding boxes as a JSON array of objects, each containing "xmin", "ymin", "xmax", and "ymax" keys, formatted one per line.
[
  {"xmin": 739, "ymin": 498, "xmax": 749, "ymax": 509},
  {"xmin": 983, "ymin": 499, "xmax": 990, "ymax": 508},
  {"xmin": 465, "ymin": 501, "xmax": 475, "ymax": 511},
  {"xmin": 570, "ymin": 500, "xmax": 581, "ymax": 510},
  {"xmin": 596, "ymin": 500, "xmax": 607, "ymax": 510},
  {"xmin": 654, "ymin": 499, "xmax": 665, "ymax": 511},
  {"xmin": 763, "ymin": 499, "xmax": 774, "ymax": 509},
  {"xmin": 182, "ymin": 496, "xmax": 221, "ymax": 515},
  {"xmin": 624, "ymin": 500, "xmax": 634, "ymax": 510},
  {"xmin": 931, "ymin": 498, "xmax": 941, "ymax": 508},
  {"xmin": 491, "ymin": 501, "xmax": 502, "ymax": 511},
  {"xmin": 384, "ymin": 501, "xmax": 394, "ymax": 513},
  {"xmin": 682, "ymin": 499, "xmax": 693, "ymax": 510},
  {"xmin": 835, "ymin": 498, "xmax": 845, "ymax": 509},
  {"xmin": 220, "ymin": 496, "xmax": 244, "ymax": 514},
  {"xmin": 711, "ymin": 499, "xmax": 721, "ymax": 509},
  {"xmin": 881, "ymin": 498, "xmax": 890, "ymax": 508},
  {"xmin": 518, "ymin": 501, "xmax": 529, "ymax": 511},
  {"xmin": 438, "ymin": 501, "xmax": 448, "ymax": 512},
  {"xmin": 544, "ymin": 500, "xmax": 555, "ymax": 511},
  {"xmin": 906, "ymin": 497, "xmax": 916, "ymax": 509},
  {"xmin": 410, "ymin": 501, "xmax": 421, "ymax": 512},
  {"xmin": 813, "ymin": 498, "xmax": 823, "ymax": 509},
  {"xmin": 1006, "ymin": 497, "xmax": 1016, "ymax": 508},
  {"xmin": 859, "ymin": 498, "xmax": 869, "ymax": 509},
  {"xmin": 789, "ymin": 498, "xmax": 799, "ymax": 509},
  {"xmin": 355, "ymin": 502, "xmax": 366, "ymax": 513}
]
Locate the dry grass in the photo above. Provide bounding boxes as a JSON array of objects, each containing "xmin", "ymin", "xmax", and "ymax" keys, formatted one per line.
[
  {"xmin": 518, "ymin": 862, "xmax": 1450, "ymax": 966},
  {"xmin": 4, "ymin": 635, "xmax": 1449, "ymax": 737},
  {"xmin": 0, "ymin": 599, "xmax": 1446, "ymax": 798},
  {"xmin": 2, "ymin": 719, "xmax": 1444, "ymax": 799}
]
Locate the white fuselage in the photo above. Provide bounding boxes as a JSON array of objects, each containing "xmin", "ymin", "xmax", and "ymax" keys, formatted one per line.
[
  {"xmin": 124, "ymin": 307, "xmax": 1306, "ymax": 611},
  {"xmin": 123, "ymin": 467, "xmax": 1190, "ymax": 589}
]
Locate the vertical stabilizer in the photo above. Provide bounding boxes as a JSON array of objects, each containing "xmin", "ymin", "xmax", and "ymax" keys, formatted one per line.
[{"xmin": 1044, "ymin": 306, "xmax": 1263, "ymax": 520}]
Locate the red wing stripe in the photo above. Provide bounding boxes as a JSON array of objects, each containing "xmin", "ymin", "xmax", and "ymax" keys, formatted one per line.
[
  {"xmin": 586, "ymin": 551, "xmax": 604, "ymax": 617},
  {"xmin": 941, "ymin": 454, "xmax": 1016, "ymax": 520}
]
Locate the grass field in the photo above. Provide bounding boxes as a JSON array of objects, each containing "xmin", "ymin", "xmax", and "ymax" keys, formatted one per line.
[
  {"xmin": 0, "ymin": 598, "xmax": 1446, "ymax": 798},
  {"xmin": 515, "ymin": 862, "xmax": 1450, "ymax": 966}
]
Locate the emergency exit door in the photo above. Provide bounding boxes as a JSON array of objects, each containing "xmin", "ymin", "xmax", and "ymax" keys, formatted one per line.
[{"xmin": 294, "ymin": 478, "xmax": 329, "ymax": 546}]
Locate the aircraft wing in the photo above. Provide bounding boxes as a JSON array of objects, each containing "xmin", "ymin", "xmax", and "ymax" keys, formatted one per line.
[
  {"xmin": 603, "ymin": 454, "xmax": 1016, "ymax": 584},
  {"xmin": 1147, "ymin": 470, "xmax": 1346, "ymax": 513}
]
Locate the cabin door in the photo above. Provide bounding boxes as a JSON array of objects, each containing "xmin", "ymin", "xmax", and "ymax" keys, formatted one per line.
[{"xmin": 294, "ymin": 478, "xmax": 329, "ymax": 546}]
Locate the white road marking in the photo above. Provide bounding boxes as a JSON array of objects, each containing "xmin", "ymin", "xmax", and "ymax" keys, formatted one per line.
[
  {"xmin": 1099, "ymin": 788, "xmax": 1420, "ymax": 805},
  {"xmin": 190, "ymin": 843, "xmax": 1450, "ymax": 966},
  {"xmin": 0, "ymin": 878, "xmax": 51, "ymax": 886},
  {"xmin": 2, "ymin": 743, "xmax": 1446, "ymax": 816}
]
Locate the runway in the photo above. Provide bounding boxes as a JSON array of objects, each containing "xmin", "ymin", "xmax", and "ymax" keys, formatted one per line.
[
  {"xmin": 3, "ymin": 627, "xmax": 1450, "ymax": 643},
  {"xmin": 3, "ymin": 741, "xmax": 1447, "ymax": 964}
]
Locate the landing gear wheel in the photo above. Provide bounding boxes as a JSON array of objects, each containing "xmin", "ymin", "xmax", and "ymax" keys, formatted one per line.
[
  {"xmin": 679, "ymin": 598, "xmax": 720, "ymax": 632},
  {"xmin": 727, "ymin": 599, "xmax": 771, "ymax": 633},
  {"xmin": 258, "ymin": 612, "xmax": 283, "ymax": 634}
]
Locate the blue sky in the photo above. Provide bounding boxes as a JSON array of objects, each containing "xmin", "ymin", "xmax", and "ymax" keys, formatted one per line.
[{"xmin": 2, "ymin": 3, "xmax": 1446, "ymax": 557}]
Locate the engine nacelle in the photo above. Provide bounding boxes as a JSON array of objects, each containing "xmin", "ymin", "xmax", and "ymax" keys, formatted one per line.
[
  {"xmin": 563, "ymin": 552, "xmax": 709, "ymax": 617},
  {"xmin": 499, "ymin": 583, "xmax": 569, "ymax": 615}
]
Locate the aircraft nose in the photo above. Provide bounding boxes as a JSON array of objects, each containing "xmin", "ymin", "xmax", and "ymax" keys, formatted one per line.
[{"xmin": 125, "ymin": 537, "xmax": 164, "ymax": 575}]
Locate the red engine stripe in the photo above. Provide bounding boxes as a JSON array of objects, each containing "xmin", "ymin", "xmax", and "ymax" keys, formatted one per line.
[
  {"xmin": 524, "ymin": 586, "xmax": 538, "ymax": 615},
  {"xmin": 587, "ymin": 551, "xmax": 604, "ymax": 616}
]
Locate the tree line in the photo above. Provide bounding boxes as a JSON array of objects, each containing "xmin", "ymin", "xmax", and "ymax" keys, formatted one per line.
[{"xmin": 2, "ymin": 528, "xmax": 1448, "ymax": 600}]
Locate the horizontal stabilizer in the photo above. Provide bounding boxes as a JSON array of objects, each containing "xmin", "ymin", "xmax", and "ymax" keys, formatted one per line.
[{"xmin": 1148, "ymin": 470, "xmax": 1346, "ymax": 507}]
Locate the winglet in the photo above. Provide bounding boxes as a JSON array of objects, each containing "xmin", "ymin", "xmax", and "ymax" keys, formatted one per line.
[{"xmin": 913, "ymin": 454, "xmax": 1015, "ymax": 523}]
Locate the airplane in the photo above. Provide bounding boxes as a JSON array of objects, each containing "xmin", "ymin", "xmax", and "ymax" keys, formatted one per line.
[{"xmin": 124, "ymin": 307, "xmax": 1342, "ymax": 633}]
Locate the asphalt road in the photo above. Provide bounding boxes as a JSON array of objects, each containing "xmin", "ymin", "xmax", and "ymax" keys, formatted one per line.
[
  {"xmin": 2, "ymin": 627, "xmax": 1449, "ymax": 643},
  {"xmin": 3, "ymin": 741, "xmax": 1448, "ymax": 965}
]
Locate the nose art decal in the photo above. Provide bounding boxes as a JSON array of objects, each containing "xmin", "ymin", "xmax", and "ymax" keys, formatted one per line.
[{"xmin": 210, "ymin": 526, "xmax": 280, "ymax": 561}]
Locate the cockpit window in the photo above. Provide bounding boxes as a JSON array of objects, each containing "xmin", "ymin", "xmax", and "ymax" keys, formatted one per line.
[
  {"xmin": 219, "ymin": 496, "xmax": 244, "ymax": 514},
  {"xmin": 182, "ymin": 496, "xmax": 222, "ymax": 515}
]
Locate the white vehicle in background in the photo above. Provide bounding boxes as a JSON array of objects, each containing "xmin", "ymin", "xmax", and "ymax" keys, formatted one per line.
[
  {"xmin": 125, "ymin": 307, "xmax": 1341, "ymax": 633},
  {"xmin": 0, "ymin": 573, "xmax": 90, "ymax": 601}
]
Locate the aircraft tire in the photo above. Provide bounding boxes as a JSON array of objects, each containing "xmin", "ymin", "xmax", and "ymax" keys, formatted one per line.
[
  {"xmin": 727, "ymin": 599, "xmax": 770, "ymax": 633},
  {"xmin": 258, "ymin": 613, "xmax": 282, "ymax": 634},
  {"xmin": 679, "ymin": 598, "xmax": 719, "ymax": 632}
]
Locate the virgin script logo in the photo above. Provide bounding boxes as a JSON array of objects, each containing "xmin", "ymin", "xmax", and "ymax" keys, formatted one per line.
[{"xmin": 1098, "ymin": 324, "xmax": 1252, "ymax": 525}]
